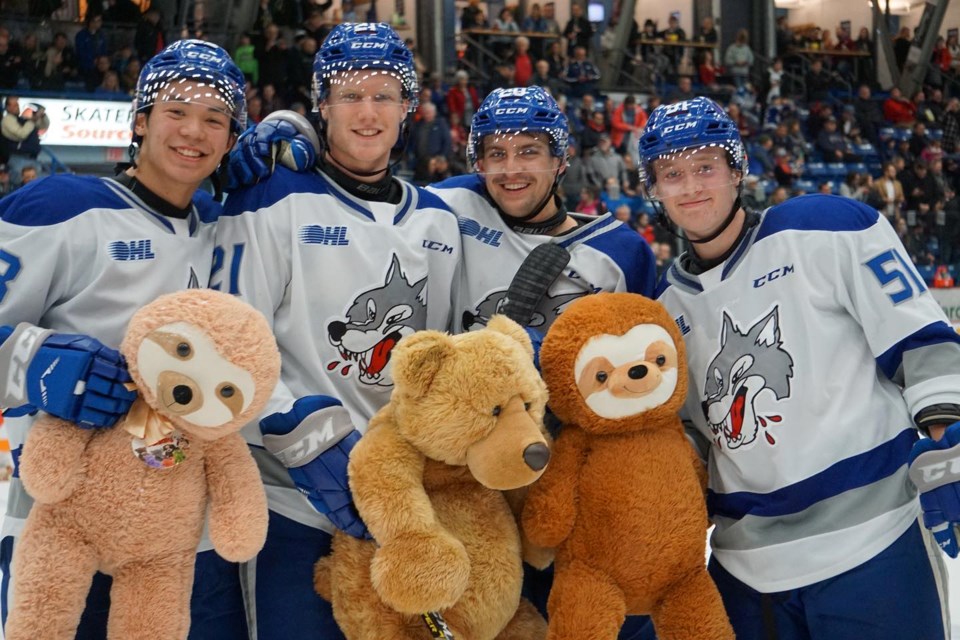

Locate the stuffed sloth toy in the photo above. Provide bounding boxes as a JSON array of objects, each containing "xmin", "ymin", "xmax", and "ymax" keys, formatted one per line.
[
  {"xmin": 5, "ymin": 289, "xmax": 280, "ymax": 640},
  {"xmin": 522, "ymin": 292, "xmax": 733, "ymax": 640},
  {"xmin": 314, "ymin": 315, "xmax": 551, "ymax": 639}
]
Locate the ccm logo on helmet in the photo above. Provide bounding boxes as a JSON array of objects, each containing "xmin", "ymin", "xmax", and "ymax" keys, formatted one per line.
[
  {"xmin": 494, "ymin": 107, "xmax": 529, "ymax": 115},
  {"xmin": 660, "ymin": 121, "xmax": 698, "ymax": 135},
  {"xmin": 350, "ymin": 42, "xmax": 387, "ymax": 49}
]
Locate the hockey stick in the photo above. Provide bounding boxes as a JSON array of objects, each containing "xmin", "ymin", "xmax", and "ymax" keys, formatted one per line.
[
  {"xmin": 500, "ymin": 243, "xmax": 572, "ymax": 326},
  {"xmin": 422, "ymin": 612, "xmax": 456, "ymax": 639}
]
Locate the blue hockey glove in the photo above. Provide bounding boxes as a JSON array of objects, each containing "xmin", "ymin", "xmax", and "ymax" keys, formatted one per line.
[
  {"xmin": 909, "ymin": 421, "xmax": 960, "ymax": 557},
  {"xmin": 524, "ymin": 326, "xmax": 544, "ymax": 373},
  {"xmin": 226, "ymin": 110, "xmax": 320, "ymax": 190},
  {"xmin": 260, "ymin": 395, "xmax": 371, "ymax": 539},
  {"xmin": 0, "ymin": 324, "xmax": 137, "ymax": 428}
]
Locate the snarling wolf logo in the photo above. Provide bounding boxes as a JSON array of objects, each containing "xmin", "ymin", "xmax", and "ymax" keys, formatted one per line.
[
  {"xmin": 461, "ymin": 289, "xmax": 587, "ymax": 331},
  {"xmin": 702, "ymin": 306, "xmax": 794, "ymax": 449},
  {"xmin": 326, "ymin": 254, "xmax": 427, "ymax": 388}
]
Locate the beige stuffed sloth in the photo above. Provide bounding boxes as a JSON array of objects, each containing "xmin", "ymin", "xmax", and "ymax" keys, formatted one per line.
[
  {"xmin": 5, "ymin": 289, "xmax": 280, "ymax": 640},
  {"xmin": 314, "ymin": 315, "xmax": 551, "ymax": 640}
]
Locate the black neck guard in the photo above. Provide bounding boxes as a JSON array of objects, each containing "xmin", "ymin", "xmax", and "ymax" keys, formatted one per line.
[
  {"xmin": 682, "ymin": 209, "xmax": 761, "ymax": 275},
  {"xmin": 114, "ymin": 171, "xmax": 192, "ymax": 219},
  {"xmin": 320, "ymin": 157, "xmax": 401, "ymax": 204},
  {"xmin": 504, "ymin": 195, "xmax": 569, "ymax": 235}
]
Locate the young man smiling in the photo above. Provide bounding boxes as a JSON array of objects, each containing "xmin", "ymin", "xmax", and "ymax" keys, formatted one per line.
[
  {"xmin": 0, "ymin": 39, "xmax": 248, "ymax": 639},
  {"xmin": 215, "ymin": 23, "xmax": 462, "ymax": 639},
  {"xmin": 642, "ymin": 96, "xmax": 960, "ymax": 640}
]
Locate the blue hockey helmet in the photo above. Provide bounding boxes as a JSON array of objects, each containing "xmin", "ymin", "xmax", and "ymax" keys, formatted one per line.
[
  {"xmin": 467, "ymin": 87, "xmax": 569, "ymax": 169},
  {"xmin": 312, "ymin": 23, "xmax": 419, "ymax": 113},
  {"xmin": 636, "ymin": 97, "xmax": 746, "ymax": 194},
  {"xmin": 132, "ymin": 39, "xmax": 247, "ymax": 140}
]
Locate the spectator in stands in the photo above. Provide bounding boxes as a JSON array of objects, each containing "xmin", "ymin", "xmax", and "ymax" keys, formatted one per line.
[
  {"xmin": 563, "ymin": 3, "xmax": 594, "ymax": 56},
  {"xmin": 585, "ymin": 133, "xmax": 627, "ymax": 188},
  {"xmin": 942, "ymin": 97, "xmax": 960, "ymax": 153},
  {"xmin": 120, "ymin": 57, "xmax": 141, "ymax": 93},
  {"xmin": 901, "ymin": 158, "xmax": 943, "ymax": 225},
  {"xmin": 724, "ymin": 28, "xmax": 754, "ymax": 89},
  {"xmin": 563, "ymin": 45, "xmax": 601, "ymax": 100},
  {"xmin": 561, "ymin": 142, "xmax": 591, "ymax": 210},
  {"xmin": 512, "ymin": 36, "xmax": 533, "ymax": 87},
  {"xmin": 751, "ymin": 134, "xmax": 776, "ymax": 178},
  {"xmin": 610, "ymin": 94, "xmax": 647, "ymax": 155},
  {"xmin": 448, "ymin": 111, "xmax": 468, "ymax": 174},
  {"xmin": 600, "ymin": 176, "xmax": 632, "ymax": 213},
  {"xmin": 726, "ymin": 102, "xmax": 753, "ymax": 139},
  {"xmin": 135, "ymin": 8, "xmax": 166, "ymax": 63},
  {"xmin": 695, "ymin": 16, "xmax": 719, "ymax": 64},
  {"xmin": 491, "ymin": 7, "xmax": 520, "ymax": 59},
  {"xmin": 575, "ymin": 184, "xmax": 603, "ymax": 215},
  {"xmin": 247, "ymin": 93, "xmax": 263, "ymax": 124},
  {"xmin": 234, "ymin": 33, "xmax": 259, "ymax": 86},
  {"xmin": 579, "ymin": 106, "xmax": 607, "ymax": 154},
  {"xmin": 41, "ymin": 32, "xmax": 78, "ymax": 91},
  {"xmin": 545, "ymin": 38, "xmax": 566, "ymax": 79},
  {"xmin": 909, "ymin": 121, "xmax": 931, "ymax": 158},
  {"xmin": 805, "ymin": 58, "xmax": 831, "ymax": 103},
  {"xmin": 488, "ymin": 60, "xmax": 516, "ymax": 92},
  {"xmin": 612, "ymin": 203, "xmax": 638, "ymax": 231},
  {"xmin": 75, "ymin": 14, "xmax": 108, "ymax": 85},
  {"xmin": 659, "ymin": 14, "xmax": 686, "ymax": 77},
  {"xmin": 853, "ymin": 84, "xmax": 883, "ymax": 146},
  {"xmin": 774, "ymin": 147, "xmax": 801, "ymax": 186},
  {"xmin": 521, "ymin": 3, "xmax": 549, "ymax": 59},
  {"xmin": 410, "ymin": 102, "xmax": 451, "ymax": 184},
  {"xmin": 817, "ymin": 115, "xmax": 856, "ymax": 161},
  {"xmin": 18, "ymin": 164, "xmax": 37, "ymax": 187},
  {"xmin": 635, "ymin": 211, "xmax": 656, "ymax": 243},
  {"xmin": 261, "ymin": 83, "xmax": 285, "ymax": 116},
  {"xmin": 0, "ymin": 163, "xmax": 10, "ymax": 196},
  {"xmin": 460, "ymin": 0, "xmax": 482, "ymax": 31},
  {"xmin": 103, "ymin": 0, "xmax": 142, "ymax": 23},
  {"xmin": 541, "ymin": 2, "xmax": 562, "ymax": 43},
  {"xmin": 667, "ymin": 75, "xmax": 696, "ymax": 103},
  {"xmin": 914, "ymin": 90, "xmax": 939, "ymax": 125},
  {"xmin": 257, "ymin": 25, "xmax": 294, "ymax": 95},
  {"xmin": 340, "ymin": 0, "xmax": 358, "ymax": 22},
  {"xmin": 930, "ymin": 36, "xmax": 951, "ymax": 89},
  {"xmin": 94, "ymin": 69, "xmax": 126, "ymax": 97},
  {"xmin": 447, "ymin": 70, "xmax": 479, "ymax": 125},
  {"xmin": 883, "ymin": 87, "xmax": 917, "ymax": 126},
  {"xmin": 2, "ymin": 97, "xmax": 48, "ymax": 187},
  {"xmin": 0, "ymin": 34, "xmax": 20, "ymax": 90},
  {"xmin": 84, "ymin": 54, "xmax": 111, "ymax": 92},
  {"xmin": 699, "ymin": 50, "xmax": 720, "ymax": 92},
  {"xmin": 769, "ymin": 185, "xmax": 790, "ymax": 205},
  {"xmin": 287, "ymin": 34, "xmax": 316, "ymax": 108},
  {"xmin": 893, "ymin": 26, "xmax": 912, "ymax": 72},
  {"xmin": 255, "ymin": 0, "xmax": 303, "ymax": 29},
  {"xmin": 654, "ymin": 241, "xmax": 674, "ymax": 278},
  {"xmin": 742, "ymin": 174, "xmax": 766, "ymax": 209},
  {"xmin": 527, "ymin": 59, "xmax": 559, "ymax": 95},
  {"xmin": 873, "ymin": 162, "xmax": 906, "ymax": 223}
]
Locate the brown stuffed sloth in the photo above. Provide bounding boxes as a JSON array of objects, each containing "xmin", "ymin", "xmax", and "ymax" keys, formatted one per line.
[
  {"xmin": 5, "ymin": 289, "xmax": 280, "ymax": 640},
  {"xmin": 314, "ymin": 315, "xmax": 551, "ymax": 640},
  {"xmin": 522, "ymin": 292, "xmax": 733, "ymax": 640}
]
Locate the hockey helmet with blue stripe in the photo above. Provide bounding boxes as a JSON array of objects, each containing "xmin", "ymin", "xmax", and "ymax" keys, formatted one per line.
[
  {"xmin": 637, "ymin": 97, "xmax": 746, "ymax": 196},
  {"xmin": 133, "ymin": 39, "xmax": 247, "ymax": 141},
  {"xmin": 312, "ymin": 23, "xmax": 419, "ymax": 113},
  {"xmin": 467, "ymin": 86, "xmax": 569, "ymax": 169}
]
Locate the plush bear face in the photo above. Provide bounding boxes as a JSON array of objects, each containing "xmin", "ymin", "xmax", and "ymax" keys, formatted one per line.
[
  {"xmin": 122, "ymin": 289, "xmax": 281, "ymax": 442},
  {"xmin": 391, "ymin": 315, "xmax": 550, "ymax": 490},
  {"xmin": 541, "ymin": 293, "xmax": 687, "ymax": 435}
]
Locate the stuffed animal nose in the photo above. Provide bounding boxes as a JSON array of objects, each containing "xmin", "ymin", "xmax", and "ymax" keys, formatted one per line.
[
  {"xmin": 628, "ymin": 364, "xmax": 649, "ymax": 380},
  {"xmin": 172, "ymin": 385, "xmax": 193, "ymax": 405},
  {"xmin": 523, "ymin": 442, "xmax": 550, "ymax": 471}
]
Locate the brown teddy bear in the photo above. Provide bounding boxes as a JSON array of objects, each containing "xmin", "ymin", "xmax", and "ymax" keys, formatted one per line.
[
  {"xmin": 522, "ymin": 292, "xmax": 733, "ymax": 640},
  {"xmin": 5, "ymin": 289, "xmax": 280, "ymax": 640},
  {"xmin": 314, "ymin": 315, "xmax": 551, "ymax": 640}
]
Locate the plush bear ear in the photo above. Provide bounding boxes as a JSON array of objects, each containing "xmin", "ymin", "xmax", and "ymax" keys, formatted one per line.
[
  {"xmin": 392, "ymin": 331, "xmax": 456, "ymax": 398},
  {"xmin": 487, "ymin": 315, "xmax": 534, "ymax": 360}
]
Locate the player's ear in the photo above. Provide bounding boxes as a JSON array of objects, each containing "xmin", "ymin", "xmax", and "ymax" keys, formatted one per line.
[
  {"xmin": 319, "ymin": 102, "xmax": 329, "ymax": 122},
  {"xmin": 134, "ymin": 112, "xmax": 148, "ymax": 137}
]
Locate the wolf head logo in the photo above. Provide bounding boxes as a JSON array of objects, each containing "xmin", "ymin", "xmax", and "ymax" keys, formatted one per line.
[
  {"xmin": 461, "ymin": 289, "xmax": 587, "ymax": 332},
  {"xmin": 702, "ymin": 306, "xmax": 794, "ymax": 449},
  {"xmin": 326, "ymin": 254, "xmax": 428, "ymax": 388}
]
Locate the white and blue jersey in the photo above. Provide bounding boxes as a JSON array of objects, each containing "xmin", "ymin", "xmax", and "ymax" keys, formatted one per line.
[
  {"xmin": 656, "ymin": 194, "xmax": 960, "ymax": 593},
  {"xmin": 217, "ymin": 166, "xmax": 461, "ymax": 532},
  {"xmin": 430, "ymin": 174, "xmax": 657, "ymax": 333},
  {"xmin": 0, "ymin": 173, "xmax": 218, "ymax": 542}
]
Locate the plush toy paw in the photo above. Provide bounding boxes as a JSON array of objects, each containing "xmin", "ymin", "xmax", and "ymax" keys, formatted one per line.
[
  {"xmin": 370, "ymin": 529, "xmax": 471, "ymax": 614},
  {"xmin": 522, "ymin": 498, "xmax": 576, "ymax": 550}
]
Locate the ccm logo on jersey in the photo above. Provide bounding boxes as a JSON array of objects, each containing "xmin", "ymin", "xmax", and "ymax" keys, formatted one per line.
[
  {"xmin": 423, "ymin": 239, "xmax": 455, "ymax": 254},
  {"xmin": 753, "ymin": 264, "xmax": 795, "ymax": 288},
  {"xmin": 108, "ymin": 240, "xmax": 156, "ymax": 261},
  {"xmin": 6, "ymin": 326, "xmax": 47, "ymax": 400}
]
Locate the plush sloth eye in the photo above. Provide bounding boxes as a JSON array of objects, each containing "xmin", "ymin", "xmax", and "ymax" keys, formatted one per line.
[
  {"xmin": 596, "ymin": 371, "xmax": 608, "ymax": 383},
  {"xmin": 656, "ymin": 355, "xmax": 666, "ymax": 366},
  {"xmin": 524, "ymin": 402, "xmax": 531, "ymax": 410},
  {"xmin": 220, "ymin": 385, "xmax": 235, "ymax": 398},
  {"xmin": 492, "ymin": 406, "xmax": 502, "ymax": 416},
  {"xmin": 176, "ymin": 342, "xmax": 191, "ymax": 357}
]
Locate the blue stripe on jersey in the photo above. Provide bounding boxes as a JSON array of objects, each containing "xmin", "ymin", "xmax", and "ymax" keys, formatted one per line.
[
  {"xmin": 431, "ymin": 173, "xmax": 484, "ymax": 195},
  {"xmin": 755, "ymin": 195, "xmax": 879, "ymax": 243},
  {"xmin": 222, "ymin": 167, "xmax": 350, "ymax": 218},
  {"xmin": 663, "ymin": 262, "xmax": 703, "ymax": 296},
  {"xmin": 707, "ymin": 427, "xmax": 917, "ymax": 520},
  {"xmin": 193, "ymin": 189, "xmax": 220, "ymax": 224},
  {"xmin": 557, "ymin": 214, "xmax": 616, "ymax": 248},
  {"xmin": 579, "ymin": 223, "xmax": 657, "ymax": 297},
  {"xmin": 0, "ymin": 175, "xmax": 129, "ymax": 226},
  {"xmin": 876, "ymin": 320, "xmax": 960, "ymax": 380}
]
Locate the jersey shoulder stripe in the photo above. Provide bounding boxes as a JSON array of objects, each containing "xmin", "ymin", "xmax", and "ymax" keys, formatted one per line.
[
  {"xmin": 876, "ymin": 320, "xmax": 960, "ymax": 380},
  {"xmin": 756, "ymin": 194, "xmax": 879, "ymax": 242},
  {"xmin": 579, "ymin": 221, "xmax": 657, "ymax": 297},
  {"xmin": 430, "ymin": 173, "xmax": 484, "ymax": 195},
  {"xmin": 411, "ymin": 184, "xmax": 457, "ymax": 217},
  {"xmin": 0, "ymin": 174, "xmax": 129, "ymax": 226},
  {"xmin": 222, "ymin": 166, "xmax": 334, "ymax": 217}
]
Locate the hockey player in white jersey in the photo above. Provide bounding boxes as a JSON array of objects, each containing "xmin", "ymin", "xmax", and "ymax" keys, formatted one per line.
[
  {"xmin": 214, "ymin": 23, "xmax": 461, "ymax": 639},
  {"xmin": 0, "ymin": 40, "xmax": 247, "ymax": 638},
  {"xmin": 639, "ymin": 96, "xmax": 960, "ymax": 639}
]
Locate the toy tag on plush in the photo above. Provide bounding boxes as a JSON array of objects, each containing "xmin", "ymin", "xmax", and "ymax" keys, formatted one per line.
[{"xmin": 125, "ymin": 394, "xmax": 190, "ymax": 468}]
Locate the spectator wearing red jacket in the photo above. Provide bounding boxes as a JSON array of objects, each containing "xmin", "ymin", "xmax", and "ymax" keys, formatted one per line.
[
  {"xmin": 883, "ymin": 86, "xmax": 917, "ymax": 126},
  {"xmin": 609, "ymin": 94, "xmax": 647, "ymax": 154},
  {"xmin": 446, "ymin": 70, "xmax": 480, "ymax": 126}
]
